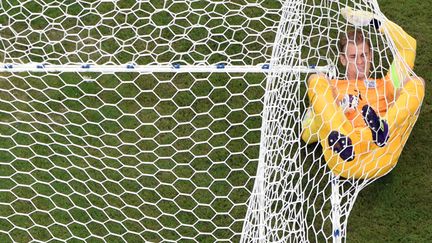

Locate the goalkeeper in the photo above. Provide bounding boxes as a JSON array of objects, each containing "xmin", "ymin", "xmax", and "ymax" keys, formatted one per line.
[{"xmin": 302, "ymin": 8, "xmax": 425, "ymax": 179}]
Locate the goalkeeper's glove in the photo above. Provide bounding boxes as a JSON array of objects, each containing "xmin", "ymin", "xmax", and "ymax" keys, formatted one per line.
[{"xmin": 341, "ymin": 7, "xmax": 382, "ymax": 29}]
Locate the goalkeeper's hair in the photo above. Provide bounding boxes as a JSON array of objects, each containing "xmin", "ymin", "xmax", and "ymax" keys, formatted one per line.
[{"xmin": 338, "ymin": 29, "xmax": 371, "ymax": 53}]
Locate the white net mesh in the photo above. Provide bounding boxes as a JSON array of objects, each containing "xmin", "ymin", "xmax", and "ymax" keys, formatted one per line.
[{"xmin": 0, "ymin": 0, "xmax": 424, "ymax": 242}]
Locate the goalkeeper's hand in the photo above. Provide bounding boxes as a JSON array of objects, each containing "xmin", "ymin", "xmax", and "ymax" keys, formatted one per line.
[{"xmin": 341, "ymin": 7, "xmax": 381, "ymax": 27}]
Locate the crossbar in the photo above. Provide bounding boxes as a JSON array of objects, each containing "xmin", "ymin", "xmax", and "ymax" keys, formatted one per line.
[{"xmin": 0, "ymin": 63, "xmax": 333, "ymax": 74}]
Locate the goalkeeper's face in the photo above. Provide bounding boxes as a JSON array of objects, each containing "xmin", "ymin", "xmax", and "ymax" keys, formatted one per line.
[{"xmin": 340, "ymin": 42, "xmax": 372, "ymax": 80}]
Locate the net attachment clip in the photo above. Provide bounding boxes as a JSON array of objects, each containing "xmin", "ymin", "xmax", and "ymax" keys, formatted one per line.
[
  {"xmin": 126, "ymin": 63, "xmax": 136, "ymax": 69},
  {"xmin": 172, "ymin": 63, "xmax": 181, "ymax": 69},
  {"xmin": 216, "ymin": 63, "xmax": 225, "ymax": 69}
]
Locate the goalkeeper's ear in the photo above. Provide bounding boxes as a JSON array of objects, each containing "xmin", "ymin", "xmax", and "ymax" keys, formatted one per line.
[{"xmin": 339, "ymin": 52, "xmax": 347, "ymax": 67}]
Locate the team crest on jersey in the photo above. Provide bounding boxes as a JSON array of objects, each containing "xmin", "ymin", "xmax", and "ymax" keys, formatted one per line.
[
  {"xmin": 364, "ymin": 79, "xmax": 376, "ymax": 88},
  {"xmin": 340, "ymin": 94, "xmax": 359, "ymax": 112}
]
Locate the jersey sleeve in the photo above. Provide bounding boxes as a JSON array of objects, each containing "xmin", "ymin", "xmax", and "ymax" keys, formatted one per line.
[{"xmin": 379, "ymin": 20, "xmax": 417, "ymax": 89}]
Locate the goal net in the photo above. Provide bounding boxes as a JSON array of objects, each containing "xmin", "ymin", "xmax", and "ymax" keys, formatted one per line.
[{"xmin": 0, "ymin": 0, "xmax": 423, "ymax": 242}]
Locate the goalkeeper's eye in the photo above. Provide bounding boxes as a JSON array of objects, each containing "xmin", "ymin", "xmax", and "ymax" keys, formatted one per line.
[{"xmin": 348, "ymin": 54, "xmax": 357, "ymax": 61}]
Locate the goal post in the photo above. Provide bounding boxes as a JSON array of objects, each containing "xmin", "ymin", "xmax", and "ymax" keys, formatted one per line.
[{"xmin": 0, "ymin": 0, "xmax": 423, "ymax": 242}]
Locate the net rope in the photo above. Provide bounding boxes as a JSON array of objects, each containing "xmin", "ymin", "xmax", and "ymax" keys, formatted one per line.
[{"xmin": 0, "ymin": 0, "xmax": 423, "ymax": 242}]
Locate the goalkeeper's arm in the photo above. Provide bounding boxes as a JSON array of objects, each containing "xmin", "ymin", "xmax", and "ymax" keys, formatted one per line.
[{"xmin": 376, "ymin": 20, "xmax": 416, "ymax": 89}]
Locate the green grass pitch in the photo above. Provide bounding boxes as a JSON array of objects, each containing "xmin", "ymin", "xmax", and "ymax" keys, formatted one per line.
[
  {"xmin": 348, "ymin": 0, "xmax": 432, "ymax": 242},
  {"xmin": 0, "ymin": 0, "xmax": 431, "ymax": 242}
]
